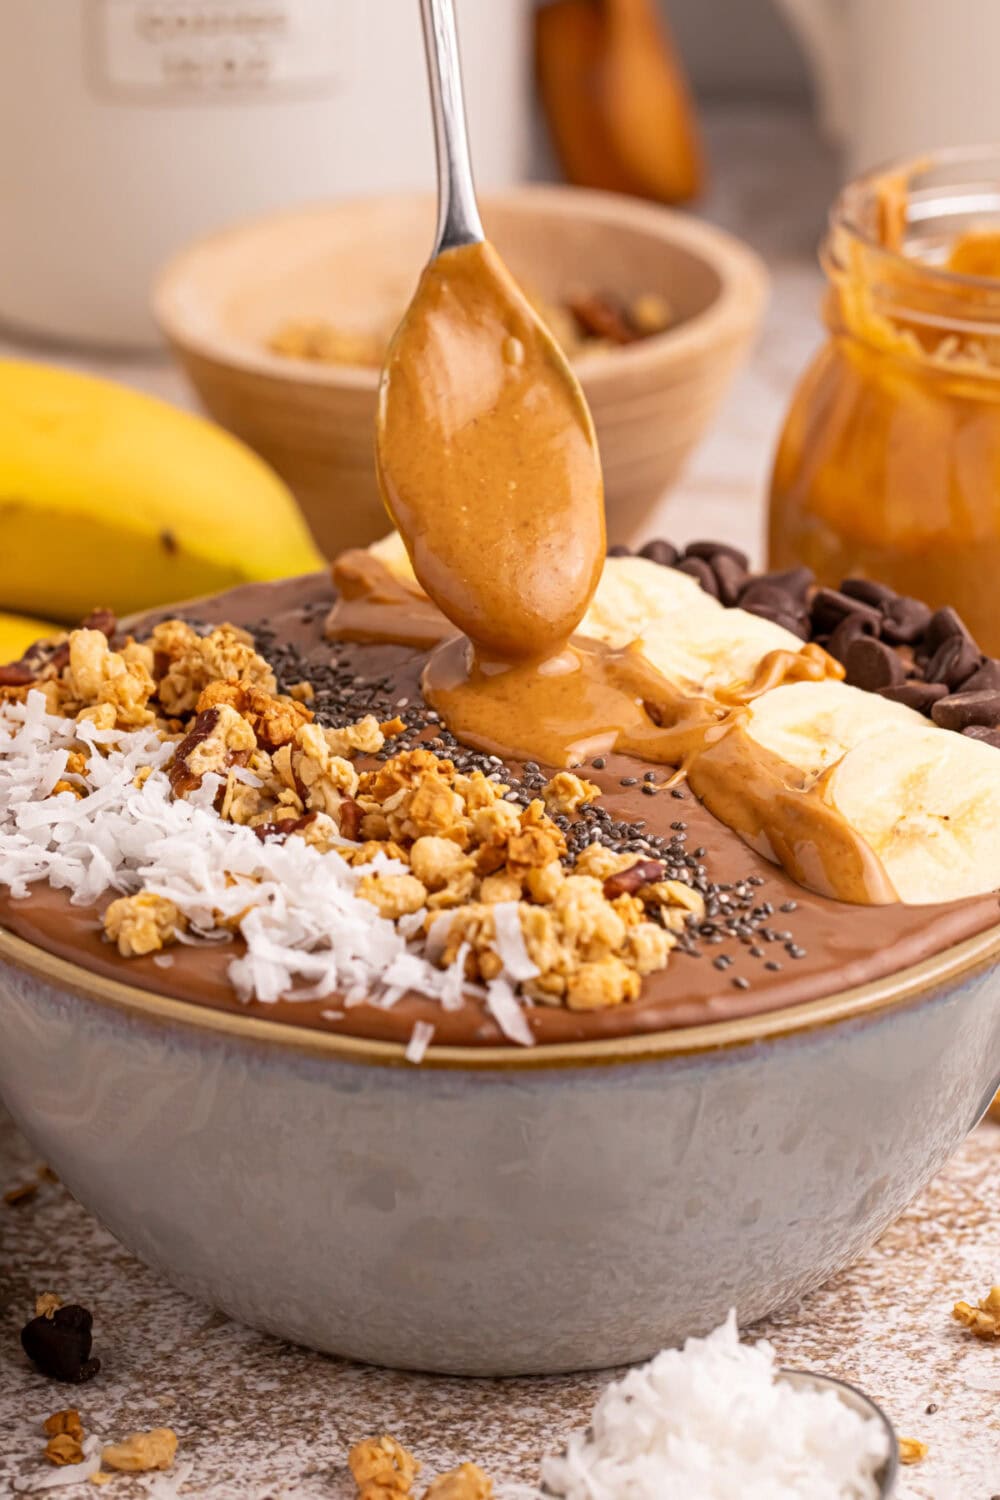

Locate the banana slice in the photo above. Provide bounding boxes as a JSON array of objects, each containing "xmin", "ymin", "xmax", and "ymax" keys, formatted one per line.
[
  {"xmin": 581, "ymin": 555, "xmax": 708, "ymax": 647},
  {"xmin": 746, "ymin": 680, "xmax": 925, "ymax": 784},
  {"xmin": 640, "ymin": 605, "xmax": 804, "ymax": 694},
  {"xmin": 370, "ymin": 530, "xmax": 419, "ymax": 584},
  {"xmin": 827, "ymin": 725, "xmax": 1000, "ymax": 903}
]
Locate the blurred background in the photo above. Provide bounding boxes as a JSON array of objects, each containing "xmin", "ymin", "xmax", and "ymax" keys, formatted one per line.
[{"xmin": 4, "ymin": 0, "xmax": 1000, "ymax": 645}]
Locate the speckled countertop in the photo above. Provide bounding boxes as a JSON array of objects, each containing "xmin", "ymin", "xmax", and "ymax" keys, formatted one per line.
[
  {"xmin": 1, "ymin": 1108, "xmax": 997, "ymax": 1499},
  {"xmin": 1, "ymin": 106, "xmax": 998, "ymax": 1499}
]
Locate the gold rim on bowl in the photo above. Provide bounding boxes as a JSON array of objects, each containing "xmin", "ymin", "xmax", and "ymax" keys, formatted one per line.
[{"xmin": 1, "ymin": 920, "xmax": 998, "ymax": 1073}]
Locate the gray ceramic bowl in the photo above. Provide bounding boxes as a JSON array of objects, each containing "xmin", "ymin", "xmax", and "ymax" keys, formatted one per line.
[{"xmin": 0, "ymin": 923, "xmax": 998, "ymax": 1376}]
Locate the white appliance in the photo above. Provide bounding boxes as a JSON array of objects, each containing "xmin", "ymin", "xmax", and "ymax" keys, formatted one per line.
[
  {"xmin": 774, "ymin": 0, "xmax": 1000, "ymax": 174},
  {"xmin": 0, "ymin": 0, "xmax": 530, "ymax": 347}
]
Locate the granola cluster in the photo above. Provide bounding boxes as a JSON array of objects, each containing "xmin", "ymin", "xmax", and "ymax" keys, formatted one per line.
[
  {"xmin": 4, "ymin": 615, "xmax": 700, "ymax": 1014},
  {"xmin": 349, "ymin": 1436, "xmax": 491, "ymax": 1500},
  {"xmin": 953, "ymin": 1284, "xmax": 1000, "ymax": 1339}
]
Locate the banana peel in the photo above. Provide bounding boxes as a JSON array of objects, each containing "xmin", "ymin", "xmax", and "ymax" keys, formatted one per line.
[
  {"xmin": 0, "ymin": 359, "xmax": 325, "ymax": 624},
  {"xmin": 536, "ymin": 0, "xmax": 705, "ymax": 204}
]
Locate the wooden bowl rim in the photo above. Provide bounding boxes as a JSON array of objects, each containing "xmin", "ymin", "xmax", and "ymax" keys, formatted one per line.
[{"xmin": 153, "ymin": 184, "xmax": 769, "ymax": 395}]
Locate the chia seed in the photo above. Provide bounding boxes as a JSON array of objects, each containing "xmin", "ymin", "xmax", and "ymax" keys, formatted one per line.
[{"xmin": 254, "ymin": 624, "xmax": 816, "ymax": 985}]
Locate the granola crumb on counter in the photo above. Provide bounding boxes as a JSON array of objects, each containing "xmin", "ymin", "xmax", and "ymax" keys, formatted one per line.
[
  {"xmin": 898, "ymin": 1437, "xmax": 929, "ymax": 1465},
  {"xmin": 953, "ymin": 1284, "xmax": 1000, "ymax": 1339},
  {"xmin": 423, "ymin": 1462, "xmax": 493, "ymax": 1499},
  {"xmin": 349, "ymin": 1434, "xmax": 421, "ymax": 1497},
  {"xmin": 101, "ymin": 1427, "xmax": 178, "ymax": 1473}
]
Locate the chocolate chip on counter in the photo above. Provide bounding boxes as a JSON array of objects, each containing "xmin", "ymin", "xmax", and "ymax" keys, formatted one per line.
[
  {"xmin": 840, "ymin": 577, "xmax": 897, "ymax": 608},
  {"xmin": 810, "ymin": 587, "xmax": 882, "ymax": 636},
  {"xmin": 924, "ymin": 634, "xmax": 982, "ymax": 690},
  {"xmin": 844, "ymin": 637, "xmax": 905, "ymax": 692},
  {"xmin": 931, "ymin": 689, "xmax": 1000, "ymax": 732},
  {"xmin": 602, "ymin": 859, "xmax": 666, "ymax": 899},
  {"xmin": 676, "ymin": 556, "xmax": 720, "ymax": 597},
  {"xmin": 607, "ymin": 543, "xmax": 631, "ymax": 557},
  {"xmin": 683, "ymin": 540, "xmax": 750, "ymax": 571},
  {"xmin": 826, "ymin": 611, "xmax": 879, "ymax": 664},
  {"xmin": 960, "ymin": 657, "xmax": 1000, "ymax": 694},
  {"xmin": 21, "ymin": 1305, "xmax": 101, "ymax": 1384},
  {"xmin": 879, "ymin": 594, "xmax": 932, "ymax": 646},
  {"xmin": 879, "ymin": 680, "xmax": 949, "ymax": 712},
  {"xmin": 638, "ymin": 538, "xmax": 678, "ymax": 567},
  {"xmin": 962, "ymin": 724, "xmax": 1000, "ymax": 749},
  {"xmin": 711, "ymin": 553, "xmax": 748, "ymax": 607}
]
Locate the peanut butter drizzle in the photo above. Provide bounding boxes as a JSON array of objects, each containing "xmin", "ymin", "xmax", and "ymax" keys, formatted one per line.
[
  {"xmin": 368, "ymin": 232, "xmax": 896, "ymax": 906},
  {"xmin": 326, "ymin": 557, "xmax": 895, "ymax": 905},
  {"xmin": 375, "ymin": 239, "xmax": 605, "ymax": 661},
  {"xmin": 327, "ymin": 549, "xmax": 451, "ymax": 650}
]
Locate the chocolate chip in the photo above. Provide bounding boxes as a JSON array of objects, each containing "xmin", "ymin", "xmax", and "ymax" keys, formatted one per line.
[
  {"xmin": 826, "ymin": 612, "xmax": 879, "ymax": 665},
  {"xmin": 879, "ymin": 681, "xmax": 949, "ymax": 712},
  {"xmin": 844, "ymin": 637, "xmax": 905, "ymax": 692},
  {"xmin": 879, "ymin": 595, "xmax": 932, "ymax": 646},
  {"xmin": 840, "ymin": 577, "xmax": 897, "ymax": 607},
  {"xmin": 924, "ymin": 606, "xmax": 975, "ymax": 656},
  {"xmin": 607, "ymin": 543, "xmax": 631, "ymax": 558},
  {"xmin": 638, "ymin": 539, "xmax": 678, "ymax": 567},
  {"xmin": 752, "ymin": 566, "xmax": 815, "ymax": 602},
  {"xmin": 924, "ymin": 634, "xmax": 982, "ymax": 690},
  {"xmin": 676, "ymin": 556, "xmax": 720, "ymax": 597},
  {"xmin": 683, "ymin": 540, "xmax": 750, "ymax": 571},
  {"xmin": 931, "ymin": 689, "xmax": 1000, "ymax": 732},
  {"xmin": 961, "ymin": 657, "xmax": 1000, "ymax": 694},
  {"xmin": 742, "ymin": 603, "xmax": 810, "ymax": 640},
  {"xmin": 739, "ymin": 581, "xmax": 796, "ymax": 614},
  {"xmin": 962, "ymin": 724, "xmax": 1000, "ymax": 749},
  {"xmin": 711, "ymin": 553, "xmax": 748, "ymax": 607},
  {"xmin": 810, "ymin": 587, "xmax": 882, "ymax": 636},
  {"xmin": 21, "ymin": 1305, "xmax": 101, "ymax": 1384},
  {"xmin": 602, "ymin": 859, "xmax": 666, "ymax": 899}
]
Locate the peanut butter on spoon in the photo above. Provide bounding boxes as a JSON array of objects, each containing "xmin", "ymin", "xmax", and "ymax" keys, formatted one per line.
[
  {"xmin": 376, "ymin": 238, "xmax": 605, "ymax": 660},
  {"xmin": 362, "ymin": 2, "xmax": 893, "ymax": 906}
]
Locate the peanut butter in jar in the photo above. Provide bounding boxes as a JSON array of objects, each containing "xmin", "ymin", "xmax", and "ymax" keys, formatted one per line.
[{"xmin": 769, "ymin": 147, "xmax": 1000, "ymax": 653}]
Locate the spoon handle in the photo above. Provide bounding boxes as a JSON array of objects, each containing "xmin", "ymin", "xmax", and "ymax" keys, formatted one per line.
[{"xmin": 419, "ymin": 0, "xmax": 484, "ymax": 254}]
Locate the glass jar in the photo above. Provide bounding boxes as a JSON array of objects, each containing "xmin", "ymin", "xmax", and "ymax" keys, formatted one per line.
[{"xmin": 769, "ymin": 146, "xmax": 1000, "ymax": 653}]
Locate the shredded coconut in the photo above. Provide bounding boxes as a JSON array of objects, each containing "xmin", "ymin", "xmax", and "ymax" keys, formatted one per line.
[
  {"xmin": 405, "ymin": 1020, "xmax": 435, "ymax": 1064},
  {"xmin": 541, "ymin": 1312, "xmax": 891, "ymax": 1500},
  {"xmin": 492, "ymin": 901, "xmax": 541, "ymax": 983},
  {"xmin": 0, "ymin": 695, "xmax": 533, "ymax": 1037}
]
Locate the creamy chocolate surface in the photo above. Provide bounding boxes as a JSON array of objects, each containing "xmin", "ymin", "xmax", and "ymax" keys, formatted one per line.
[{"xmin": 2, "ymin": 571, "xmax": 998, "ymax": 1048}]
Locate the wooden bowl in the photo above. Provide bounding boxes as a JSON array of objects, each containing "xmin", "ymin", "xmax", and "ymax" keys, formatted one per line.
[{"xmin": 154, "ymin": 187, "xmax": 768, "ymax": 557}]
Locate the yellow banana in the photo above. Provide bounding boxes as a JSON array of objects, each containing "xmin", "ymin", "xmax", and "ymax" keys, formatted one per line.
[
  {"xmin": 0, "ymin": 359, "xmax": 324, "ymax": 623},
  {"xmin": 0, "ymin": 610, "xmax": 62, "ymax": 665}
]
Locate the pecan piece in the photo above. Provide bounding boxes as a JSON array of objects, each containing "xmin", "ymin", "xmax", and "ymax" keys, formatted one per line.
[
  {"xmin": 602, "ymin": 859, "xmax": 666, "ymax": 899},
  {"xmin": 168, "ymin": 708, "xmax": 221, "ymax": 795},
  {"xmin": 0, "ymin": 662, "xmax": 36, "ymax": 687}
]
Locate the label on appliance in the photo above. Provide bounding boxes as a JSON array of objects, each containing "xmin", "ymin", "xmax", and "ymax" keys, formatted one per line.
[{"xmin": 87, "ymin": 0, "xmax": 349, "ymax": 102}]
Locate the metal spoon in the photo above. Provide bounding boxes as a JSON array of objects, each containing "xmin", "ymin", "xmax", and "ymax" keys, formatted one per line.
[{"xmin": 418, "ymin": 0, "xmax": 484, "ymax": 255}]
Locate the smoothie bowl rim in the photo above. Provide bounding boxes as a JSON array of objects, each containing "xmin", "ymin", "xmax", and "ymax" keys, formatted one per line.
[{"xmin": 1, "ymin": 919, "xmax": 998, "ymax": 1073}]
